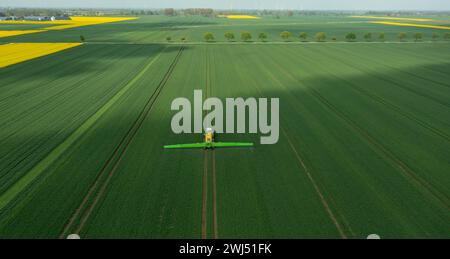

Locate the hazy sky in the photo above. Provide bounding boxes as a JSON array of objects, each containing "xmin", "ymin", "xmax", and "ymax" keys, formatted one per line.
[{"xmin": 1, "ymin": 0, "xmax": 449, "ymax": 11}]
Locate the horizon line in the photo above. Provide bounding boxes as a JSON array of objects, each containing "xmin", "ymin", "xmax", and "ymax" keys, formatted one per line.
[{"xmin": 1, "ymin": 6, "xmax": 450, "ymax": 12}]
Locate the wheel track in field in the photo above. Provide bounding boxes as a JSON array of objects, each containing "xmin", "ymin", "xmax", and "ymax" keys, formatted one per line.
[
  {"xmin": 212, "ymin": 150, "xmax": 218, "ymax": 239},
  {"xmin": 58, "ymin": 46, "xmax": 184, "ymax": 238},
  {"xmin": 277, "ymin": 97, "xmax": 349, "ymax": 238},
  {"xmin": 281, "ymin": 127, "xmax": 348, "ymax": 239},
  {"xmin": 342, "ymin": 76, "xmax": 450, "ymax": 142},
  {"xmin": 234, "ymin": 48, "xmax": 348, "ymax": 238},
  {"xmin": 0, "ymin": 47, "xmax": 168, "ymax": 213},
  {"xmin": 0, "ymin": 46, "xmax": 144, "ymax": 182},
  {"xmin": 283, "ymin": 46, "xmax": 450, "ymax": 143},
  {"xmin": 324, "ymin": 44, "xmax": 450, "ymax": 99},
  {"xmin": 325, "ymin": 54, "xmax": 450, "ymax": 109},
  {"xmin": 337, "ymin": 44, "xmax": 450, "ymax": 89},
  {"xmin": 266, "ymin": 46, "xmax": 450, "ymax": 210},
  {"xmin": 0, "ymin": 47, "xmax": 148, "ymax": 193},
  {"xmin": 209, "ymin": 50, "xmax": 218, "ymax": 239},
  {"xmin": 66, "ymin": 46, "xmax": 184, "ymax": 236},
  {"xmin": 0, "ymin": 48, "xmax": 131, "ymax": 129},
  {"xmin": 201, "ymin": 47, "xmax": 218, "ymax": 239},
  {"xmin": 201, "ymin": 151, "xmax": 208, "ymax": 239},
  {"xmin": 0, "ymin": 44, "xmax": 99, "ymax": 91},
  {"xmin": 208, "ymin": 47, "xmax": 218, "ymax": 239},
  {"xmin": 201, "ymin": 48, "xmax": 209, "ymax": 239},
  {"xmin": 306, "ymin": 87, "xmax": 450, "ymax": 211},
  {"xmin": 243, "ymin": 48, "xmax": 355, "ymax": 239},
  {"xmin": 0, "ymin": 44, "xmax": 103, "ymax": 100},
  {"xmin": 369, "ymin": 44, "xmax": 450, "ymax": 78}
]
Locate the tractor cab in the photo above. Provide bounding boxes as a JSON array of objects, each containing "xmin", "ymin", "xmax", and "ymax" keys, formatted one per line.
[{"xmin": 204, "ymin": 128, "xmax": 214, "ymax": 144}]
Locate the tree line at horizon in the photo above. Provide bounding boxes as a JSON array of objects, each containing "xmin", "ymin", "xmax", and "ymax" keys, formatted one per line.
[
  {"xmin": 2, "ymin": 7, "xmax": 450, "ymax": 18},
  {"xmin": 165, "ymin": 31, "xmax": 450, "ymax": 43}
]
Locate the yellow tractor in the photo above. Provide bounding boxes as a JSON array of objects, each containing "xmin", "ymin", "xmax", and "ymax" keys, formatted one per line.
[{"xmin": 204, "ymin": 127, "xmax": 214, "ymax": 144}]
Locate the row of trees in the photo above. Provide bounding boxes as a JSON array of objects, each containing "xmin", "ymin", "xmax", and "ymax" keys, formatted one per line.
[
  {"xmin": 0, "ymin": 8, "xmax": 68, "ymax": 17},
  {"xmin": 165, "ymin": 32, "xmax": 326, "ymax": 42},
  {"xmin": 3, "ymin": 8, "xmax": 450, "ymax": 18},
  {"xmin": 204, "ymin": 32, "xmax": 255, "ymax": 42},
  {"xmin": 0, "ymin": 8, "xmax": 216, "ymax": 17},
  {"xmin": 345, "ymin": 32, "xmax": 450, "ymax": 42},
  {"xmin": 164, "ymin": 10, "xmax": 450, "ymax": 18},
  {"xmin": 195, "ymin": 32, "xmax": 450, "ymax": 42}
]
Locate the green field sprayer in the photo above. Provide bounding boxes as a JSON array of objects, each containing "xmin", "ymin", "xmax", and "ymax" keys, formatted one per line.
[{"xmin": 164, "ymin": 128, "xmax": 254, "ymax": 149}]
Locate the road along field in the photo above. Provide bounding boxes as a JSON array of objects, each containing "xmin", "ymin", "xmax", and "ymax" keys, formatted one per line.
[{"xmin": 0, "ymin": 15, "xmax": 449, "ymax": 239}]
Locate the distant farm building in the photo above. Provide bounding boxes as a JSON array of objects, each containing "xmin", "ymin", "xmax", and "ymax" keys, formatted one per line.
[
  {"xmin": 0, "ymin": 16, "xmax": 17, "ymax": 21},
  {"xmin": 24, "ymin": 16, "xmax": 55, "ymax": 21},
  {"xmin": 54, "ymin": 16, "xmax": 71, "ymax": 21},
  {"xmin": 21, "ymin": 16, "xmax": 71, "ymax": 22}
]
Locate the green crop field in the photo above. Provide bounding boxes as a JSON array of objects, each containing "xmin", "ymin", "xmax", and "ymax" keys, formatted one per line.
[{"xmin": 0, "ymin": 14, "xmax": 449, "ymax": 239}]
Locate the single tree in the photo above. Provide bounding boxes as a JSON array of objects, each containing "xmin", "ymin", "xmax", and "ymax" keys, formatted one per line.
[
  {"xmin": 166, "ymin": 36, "xmax": 172, "ymax": 42},
  {"xmin": 379, "ymin": 32, "xmax": 385, "ymax": 41},
  {"xmin": 280, "ymin": 31, "xmax": 291, "ymax": 41},
  {"xmin": 181, "ymin": 37, "xmax": 187, "ymax": 42},
  {"xmin": 345, "ymin": 33, "xmax": 357, "ymax": 42},
  {"xmin": 241, "ymin": 32, "xmax": 252, "ymax": 42},
  {"xmin": 432, "ymin": 32, "xmax": 439, "ymax": 41},
  {"xmin": 398, "ymin": 32, "xmax": 407, "ymax": 41},
  {"xmin": 414, "ymin": 32, "xmax": 422, "ymax": 42},
  {"xmin": 315, "ymin": 32, "xmax": 326, "ymax": 42},
  {"xmin": 164, "ymin": 8, "xmax": 175, "ymax": 16},
  {"xmin": 332, "ymin": 37, "xmax": 337, "ymax": 41},
  {"xmin": 364, "ymin": 32, "xmax": 372, "ymax": 41},
  {"xmin": 445, "ymin": 33, "xmax": 450, "ymax": 40},
  {"xmin": 80, "ymin": 35, "xmax": 85, "ymax": 42},
  {"xmin": 224, "ymin": 32, "xmax": 235, "ymax": 42},
  {"xmin": 204, "ymin": 32, "xmax": 215, "ymax": 42},
  {"xmin": 299, "ymin": 32, "xmax": 308, "ymax": 41},
  {"xmin": 258, "ymin": 32, "xmax": 268, "ymax": 42}
]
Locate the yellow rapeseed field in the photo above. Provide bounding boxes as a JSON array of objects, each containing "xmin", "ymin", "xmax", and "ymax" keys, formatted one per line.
[
  {"xmin": 371, "ymin": 21, "xmax": 450, "ymax": 30},
  {"xmin": 351, "ymin": 16, "xmax": 434, "ymax": 22},
  {"xmin": 44, "ymin": 17, "xmax": 138, "ymax": 30},
  {"xmin": 0, "ymin": 20, "xmax": 68, "ymax": 25},
  {"xmin": 0, "ymin": 17, "xmax": 138, "ymax": 37},
  {"xmin": 0, "ymin": 30, "xmax": 46, "ymax": 38},
  {"xmin": 0, "ymin": 43, "xmax": 82, "ymax": 68}
]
